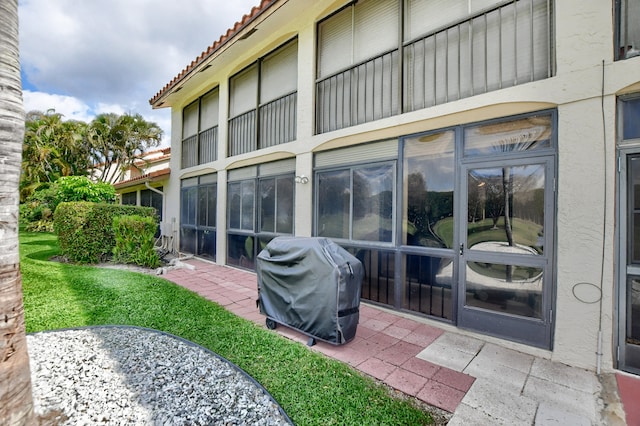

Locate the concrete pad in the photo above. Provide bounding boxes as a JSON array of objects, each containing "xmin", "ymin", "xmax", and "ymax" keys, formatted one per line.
[
  {"xmin": 461, "ymin": 378, "xmax": 538, "ymax": 425},
  {"xmin": 463, "ymin": 354, "xmax": 529, "ymax": 392},
  {"xmin": 529, "ymin": 358, "xmax": 601, "ymax": 394},
  {"xmin": 523, "ymin": 375, "xmax": 601, "ymax": 423},
  {"xmin": 416, "ymin": 332, "xmax": 484, "ymax": 371},
  {"xmin": 473, "ymin": 343, "xmax": 535, "ymax": 373},
  {"xmin": 448, "ymin": 402, "xmax": 522, "ymax": 426},
  {"xmin": 534, "ymin": 402, "xmax": 591, "ymax": 426}
]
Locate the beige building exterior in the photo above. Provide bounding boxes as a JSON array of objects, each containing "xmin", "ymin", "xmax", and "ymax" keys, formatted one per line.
[{"xmin": 150, "ymin": 0, "xmax": 640, "ymax": 375}]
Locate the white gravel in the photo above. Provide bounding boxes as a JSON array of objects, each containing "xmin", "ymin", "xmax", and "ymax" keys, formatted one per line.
[{"xmin": 27, "ymin": 326, "xmax": 292, "ymax": 425}]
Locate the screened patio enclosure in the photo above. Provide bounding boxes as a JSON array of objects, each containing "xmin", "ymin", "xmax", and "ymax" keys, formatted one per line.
[{"xmin": 315, "ymin": 110, "xmax": 556, "ymax": 348}]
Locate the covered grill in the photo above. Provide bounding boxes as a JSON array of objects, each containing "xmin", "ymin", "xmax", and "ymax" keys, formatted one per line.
[{"xmin": 256, "ymin": 237, "xmax": 363, "ymax": 346}]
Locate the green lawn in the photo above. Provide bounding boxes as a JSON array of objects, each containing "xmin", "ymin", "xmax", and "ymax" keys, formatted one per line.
[
  {"xmin": 432, "ymin": 216, "xmax": 542, "ymax": 252},
  {"xmin": 20, "ymin": 231, "xmax": 433, "ymax": 425}
]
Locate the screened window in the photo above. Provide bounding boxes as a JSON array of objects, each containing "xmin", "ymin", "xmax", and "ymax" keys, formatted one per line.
[
  {"xmin": 227, "ymin": 164, "xmax": 295, "ymax": 270},
  {"xmin": 616, "ymin": 0, "xmax": 640, "ymax": 60},
  {"xmin": 227, "ymin": 180, "xmax": 256, "ymax": 231},
  {"xmin": 403, "ymin": 131, "xmax": 455, "ymax": 248},
  {"xmin": 403, "ymin": 0, "xmax": 553, "ymax": 111},
  {"xmin": 316, "ymin": 0, "xmax": 554, "ymax": 133},
  {"xmin": 316, "ymin": 0, "xmax": 399, "ymax": 133},
  {"xmin": 121, "ymin": 192, "xmax": 137, "ymax": 206},
  {"xmin": 259, "ymin": 176, "xmax": 294, "ymax": 234},
  {"xmin": 229, "ymin": 39, "xmax": 298, "ymax": 156},
  {"xmin": 316, "ymin": 163, "xmax": 395, "ymax": 242},
  {"xmin": 622, "ymin": 97, "xmax": 640, "ymax": 140},
  {"xmin": 180, "ymin": 176, "xmax": 216, "ymax": 259},
  {"xmin": 181, "ymin": 89, "xmax": 219, "ymax": 168}
]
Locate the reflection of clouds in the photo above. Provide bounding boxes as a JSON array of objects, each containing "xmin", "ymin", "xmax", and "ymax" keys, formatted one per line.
[
  {"xmin": 469, "ymin": 164, "xmax": 545, "ymax": 191},
  {"xmin": 406, "ymin": 157, "xmax": 454, "ymax": 192},
  {"xmin": 354, "ymin": 165, "xmax": 393, "ymax": 196}
]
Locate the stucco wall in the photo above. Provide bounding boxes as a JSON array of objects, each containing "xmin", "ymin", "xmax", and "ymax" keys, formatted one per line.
[{"xmin": 157, "ymin": 0, "xmax": 640, "ymax": 372}]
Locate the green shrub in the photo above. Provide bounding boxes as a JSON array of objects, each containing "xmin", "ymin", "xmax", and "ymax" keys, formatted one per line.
[
  {"xmin": 112, "ymin": 215, "xmax": 160, "ymax": 268},
  {"xmin": 54, "ymin": 201, "xmax": 156, "ymax": 263},
  {"xmin": 56, "ymin": 176, "xmax": 116, "ymax": 204},
  {"xmin": 21, "ymin": 177, "xmax": 116, "ymax": 232}
]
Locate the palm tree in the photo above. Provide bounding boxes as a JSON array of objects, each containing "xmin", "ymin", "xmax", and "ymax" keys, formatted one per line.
[
  {"xmin": 0, "ymin": 0, "xmax": 35, "ymax": 423},
  {"xmin": 88, "ymin": 113, "xmax": 162, "ymax": 184}
]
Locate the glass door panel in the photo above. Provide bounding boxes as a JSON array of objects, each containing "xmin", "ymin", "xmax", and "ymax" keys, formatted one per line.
[
  {"xmin": 466, "ymin": 164, "xmax": 545, "ymax": 255},
  {"xmin": 458, "ymin": 158, "xmax": 553, "ymax": 348},
  {"xmin": 621, "ymin": 155, "xmax": 640, "ymax": 373}
]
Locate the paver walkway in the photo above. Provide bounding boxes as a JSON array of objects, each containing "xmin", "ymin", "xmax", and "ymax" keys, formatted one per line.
[{"xmin": 163, "ymin": 259, "xmax": 638, "ymax": 425}]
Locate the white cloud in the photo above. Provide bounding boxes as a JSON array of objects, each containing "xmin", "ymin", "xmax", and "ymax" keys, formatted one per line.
[
  {"xmin": 23, "ymin": 90, "xmax": 93, "ymax": 122},
  {"xmin": 18, "ymin": 0, "xmax": 258, "ymax": 148}
]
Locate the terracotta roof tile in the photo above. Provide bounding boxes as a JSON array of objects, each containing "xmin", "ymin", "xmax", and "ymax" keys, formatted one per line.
[
  {"xmin": 114, "ymin": 168, "xmax": 171, "ymax": 190},
  {"xmin": 149, "ymin": 0, "xmax": 276, "ymax": 106}
]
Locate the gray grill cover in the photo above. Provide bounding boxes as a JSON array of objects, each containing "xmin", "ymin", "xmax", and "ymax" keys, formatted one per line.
[{"xmin": 256, "ymin": 237, "xmax": 363, "ymax": 345}]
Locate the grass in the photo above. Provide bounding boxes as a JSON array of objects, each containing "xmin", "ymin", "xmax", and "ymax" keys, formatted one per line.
[{"xmin": 20, "ymin": 231, "xmax": 433, "ymax": 425}]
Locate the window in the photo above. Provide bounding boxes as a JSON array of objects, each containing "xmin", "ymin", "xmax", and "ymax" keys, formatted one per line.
[
  {"xmin": 121, "ymin": 192, "xmax": 137, "ymax": 205},
  {"xmin": 180, "ymin": 175, "xmax": 217, "ymax": 259},
  {"xmin": 228, "ymin": 39, "xmax": 298, "ymax": 156},
  {"xmin": 316, "ymin": 0, "xmax": 554, "ymax": 133},
  {"xmin": 316, "ymin": 0, "xmax": 400, "ymax": 132},
  {"xmin": 316, "ymin": 163, "xmax": 395, "ymax": 243},
  {"xmin": 227, "ymin": 161, "xmax": 295, "ymax": 270},
  {"xmin": 141, "ymin": 187, "xmax": 163, "ymax": 238},
  {"xmin": 403, "ymin": 0, "xmax": 553, "ymax": 111},
  {"xmin": 622, "ymin": 97, "xmax": 640, "ymax": 140},
  {"xmin": 616, "ymin": 0, "xmax": 640, "ymax": 60},
  {"xmin": 181, "ymin": 89, "xmax": 219, "ymax": 168}
]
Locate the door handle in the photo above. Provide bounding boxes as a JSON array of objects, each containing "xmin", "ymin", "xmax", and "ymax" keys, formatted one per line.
[{"xmin": 459, "ymin": 243, "xmax": 464, "ymax": 255}]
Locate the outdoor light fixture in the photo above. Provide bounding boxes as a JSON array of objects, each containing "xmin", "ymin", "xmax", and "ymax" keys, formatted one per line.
[{"xmin": 295, "ymin": 175, "xmax": 309, "ymax": 184}]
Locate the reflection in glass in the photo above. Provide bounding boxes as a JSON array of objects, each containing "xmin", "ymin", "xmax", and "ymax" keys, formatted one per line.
[
  {"xmin": 317, "ymin": 170, "xmax": 351, "ymax": 239},
  {"xmin": 348, "ymin": 247, "xmax": 394, "ymax": 306},
  {"xmin": 465, "ymin": 261, "xmax": 543, "ymax": 319},
  {"xmin": 260, "ymin": 176, "xmax": 294, "ymax": 234},
  {"xmin": 352, "ymin": 165, "xmax": 394, "ymax": 242},
  {"xmin": 260, "ymin": 178, "xmax": 276, "ymax": 233},
  {"xmin": 276, "ymin": 177, "xmax": 294, "ymax": 234},
  {"xmin": 403, "ymin": 254, "xmax": 453, "ymax": 320},
  {"xmin": 623, "ymin": 98, "xmax": 640, "ymax": 140},
  {"xmin": 464, "ymin": 114, "xmax": 553, "ymax": 156},
  {"xmin": 403, "ymin": 131, "xmax": 455, "ymax": 248},
  {"xmin": 629, "ymin": 278, "xmax": 640, "ymax": 345},
  {"xmin": 227, "ymin": 234, "xmax": 255, "ymax": 270},
  {"xmin": 198, "ymin": 185, "xmax": 216, "ymax": 227},
  {"xmin": 197, "ymin": 229, "xmax": 216, "ymax": 259},
  {"xmin": 632, "ymin": 157, "xmax": 640, "ymax": 263},
  {"xmin": 227, "ymin": 182, "xmax": 241, "ymax": 229},
  {"xmin": 241, "ymin": 181, "xmax": 255, "ymax": 230},
  {"xmin": 181, "ymin": 187, "xmax": 197, "ymax": 225},
  {"xmin": 467, "ymin": 164, "xmax": 545, "ymax": 255},
  {"xmin": 179, "ymin": 227, "xmax": 196, "ymax": 254}
]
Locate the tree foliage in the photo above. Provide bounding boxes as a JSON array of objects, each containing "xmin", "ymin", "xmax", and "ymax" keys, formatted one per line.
[
  {"xmin": 88, "ymin": 112, "xmax": 162, "ymax": 184},
  {"xmin": 20, "ymin": 110, "xmax": 163, "ymax": 201}
]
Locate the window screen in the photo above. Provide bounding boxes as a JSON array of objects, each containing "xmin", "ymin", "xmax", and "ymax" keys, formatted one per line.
[
  {"xmin": 229, "ymin": 65, "xmax": 258, "ymax": 118},
  {"xmin": 261, "ymin": 40, "xmax": 298, "ymax": 103}
]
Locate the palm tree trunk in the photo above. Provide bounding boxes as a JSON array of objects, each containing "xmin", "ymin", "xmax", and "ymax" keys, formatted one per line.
[{"xmin": 0, "ymin": 0, "xmax": 35, "ymax": 424}]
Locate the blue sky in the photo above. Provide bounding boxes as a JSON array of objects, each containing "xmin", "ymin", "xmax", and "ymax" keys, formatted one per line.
[{"xmin": 18, "ymin": 0, "xmax": 258, "ymax": 146}]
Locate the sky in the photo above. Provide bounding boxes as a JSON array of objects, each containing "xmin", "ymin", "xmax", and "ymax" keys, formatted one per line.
[{"xmin": 18, "ymin": 0, "xmax": 259, "ymax": 146}]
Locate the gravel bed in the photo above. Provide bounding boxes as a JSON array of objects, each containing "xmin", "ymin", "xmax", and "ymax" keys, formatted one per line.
[{"xmin": 27, "ymin": 326, "xmax": 292, "ymax": 425}]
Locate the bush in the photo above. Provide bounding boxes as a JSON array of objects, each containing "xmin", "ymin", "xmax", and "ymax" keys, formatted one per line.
[
  {"xmin": 56, "ymin": 176, "xmax": 116, "ymax": 204},
  {"xmin": 112, "ymin": 215, "xmax": 160, "ymax": 268},
  {"xmin": 21, "ymin": 176, "xmax": 116, "ymax": 232},
  {"xmin": 54, "ymin": 201, "xmax": 156, "ymax": 263}
]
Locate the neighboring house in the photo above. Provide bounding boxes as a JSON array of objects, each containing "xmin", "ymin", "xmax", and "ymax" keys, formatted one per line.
[
  {"xmin": 110, "ymin": 148, "xmax": 171, "ymax": 240},
  {"xmin": 149, "ymin": 0, "xmax": 640, "ymax": 376}
]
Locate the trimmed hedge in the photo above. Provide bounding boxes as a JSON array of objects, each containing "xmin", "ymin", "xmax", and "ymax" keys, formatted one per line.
[
  {"xmin": 54, "ymin": 202, "xmax": 157, "ymax": 263},
  {"xmin": 113, "ymin": 215, "xmax": 160, "ymax": 268}
]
